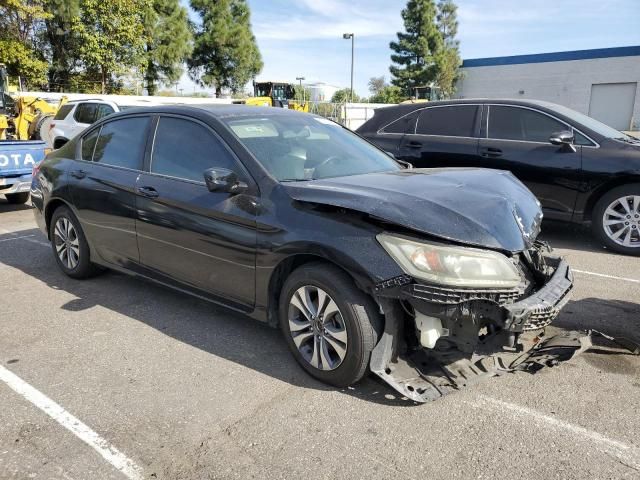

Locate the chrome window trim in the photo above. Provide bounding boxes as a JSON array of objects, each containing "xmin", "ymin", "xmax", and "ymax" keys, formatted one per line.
[
  {"xmin": 485, "ymin": 103, "xmax": 600, "ymax": 148},
  {"xmin": 377, "ymin": 103, "xmax": 483, "ymax": 137}
]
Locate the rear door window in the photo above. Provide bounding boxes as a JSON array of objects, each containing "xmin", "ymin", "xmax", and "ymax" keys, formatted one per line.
[
  {"xmin": 95, "ymin": 104, "xmax": 115, "ymax": 121},
  {"xmin": 92, "ymin": 117, "xmax": 149, "ymax": 170},
  {"xmin": 488, "ymin": 106, "xmax": 566, "ymax": 143},
  {"xmin": 54, "ymin": 104, "xmax": 74, "ymax": 121},
  {"xmin": 74, "ymin": 103, "xmax": 100, "ymax": 124},
  {"xmin": 416, "ymin": 105, "xmax": 478, "ymax": 137},
  {"xmin": 150, "ymin": 117, "xmax": 238, "ymax": 182},
  {"xmin": 81, "ymin": 128, "xmax": 100, "ymax": 161},
  {"xmin": 381, "ymin": 111, "xmax": 418, "ymax": 134}
]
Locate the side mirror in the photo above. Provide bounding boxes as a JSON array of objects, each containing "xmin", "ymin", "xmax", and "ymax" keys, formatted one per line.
[
  {"xmin": 203, "ymin": 168, "xmax": 248, "ymax": 195},
  {"xmin": 549, "ymin": 130, "xmax": 576, "ymax": 152}
]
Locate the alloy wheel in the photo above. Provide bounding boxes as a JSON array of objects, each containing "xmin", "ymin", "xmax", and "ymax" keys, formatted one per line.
[
  {"xmin": 288, "ymin": 285, "xmax": 348, "ymax": 371},
  {"xmin": 53, "ymin": 217, "xmax": 80, "ymax": 269},
  {"xmin": 602, "ymin": 195, "xmax": 640, "ymax": 248}
]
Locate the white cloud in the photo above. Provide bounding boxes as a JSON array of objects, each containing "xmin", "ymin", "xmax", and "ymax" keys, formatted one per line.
[{"xmin": 252, "ymin": 0, "xmax": 403, "ymax": 40}]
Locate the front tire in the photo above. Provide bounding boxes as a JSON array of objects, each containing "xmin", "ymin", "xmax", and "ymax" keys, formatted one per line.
[
  {"xmin": 5, "ymin": 192, "xmax": 30, "ymax": 204},
  {"xmin": 593, "ymin": 184, "xmax": 640, "ymax": 255},
  {"xmin": 279, "ymin": 263, "xmax": 381, "ymax": 387},
  {"xmin": 49, "ymin": 206, "xmax": 102, "ymax": 278}
]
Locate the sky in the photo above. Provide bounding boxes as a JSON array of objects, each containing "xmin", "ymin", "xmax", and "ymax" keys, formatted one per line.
[{"xmin": 177, "ymin": 0, "xmax": 640, "ymax": 97}]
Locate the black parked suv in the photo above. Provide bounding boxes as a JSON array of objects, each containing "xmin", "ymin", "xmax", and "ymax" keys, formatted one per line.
[{"xmin": 357, "ymin": 99, "xmax": 640, "ymax": 255}]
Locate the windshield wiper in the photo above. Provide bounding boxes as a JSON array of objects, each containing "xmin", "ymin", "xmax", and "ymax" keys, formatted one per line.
[{"xmin": 279, "ymin": 178, "xmax": 312, "ymax": 182}]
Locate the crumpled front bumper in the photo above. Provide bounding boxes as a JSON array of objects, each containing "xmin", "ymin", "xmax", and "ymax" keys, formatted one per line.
[
  {"xmin": 369, "ymin": 252, "xmax": 582, "ymax": 403},
  {"xmin": 503, "ymin": 257, "xmax": 573, "ymax": 332}
]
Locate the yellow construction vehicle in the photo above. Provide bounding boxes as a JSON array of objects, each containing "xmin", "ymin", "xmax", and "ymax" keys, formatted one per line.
[
  {"xmin": 235, "ymin": 81, "xmax": 309, "ymax": 112},
  {"xmin": 400, "ymin": 85, "xmax": 442, "ymax": 104},
  {"xmin": 0, "ymin": 64, "xmax": 66, "ymax": 140}
]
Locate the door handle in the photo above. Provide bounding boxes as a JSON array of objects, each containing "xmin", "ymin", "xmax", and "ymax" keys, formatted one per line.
[
  {"xmin": 405, "ymin": 141, "xmax": 422, "ymax": 149},
  {"xmin": 480, "ymin": 147, "xmax": 503, "ymax": 158},
  {"xmin": 137, "ymin": 186, "xmax": 159, "ymax": 198},
  {"xmin": 70, "ymin": 169, "xmax": 87, "ymax": 179}
]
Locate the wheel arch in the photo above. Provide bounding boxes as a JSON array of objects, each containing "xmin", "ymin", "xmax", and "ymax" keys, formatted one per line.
[
  {"xmin": 265, "ymin": 253, "xmax": 377, "ymax": 328},
  {"xmin": 582, "ymin": 177, "xmax": 640, "ymax": 222},
  {"xmin": 52, "ymin": 137, "xmax": 69, "ymax": 150},
  {"xmin": 44, "ymin": 197, "xmax": 74, "ymax": 239}
]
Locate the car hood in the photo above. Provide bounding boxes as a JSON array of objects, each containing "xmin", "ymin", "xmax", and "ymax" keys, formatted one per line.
[{"xmin": 283, "ymin": 168, "xmax": 543, "ymax": 252}]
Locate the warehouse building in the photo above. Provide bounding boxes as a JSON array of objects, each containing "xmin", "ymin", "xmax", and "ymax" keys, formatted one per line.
[{"xmin": 456, "ymin": 46, "xmax": 640, "ymax": 131}]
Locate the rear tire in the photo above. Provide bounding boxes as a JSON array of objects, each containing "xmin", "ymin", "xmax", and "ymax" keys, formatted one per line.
[
  {"xmin": 592, "ymin": 184, "xmax": 640, "ymax": 255},
  {"xmin": 279, "ymin": 262, "xmax": 381, "ymax": 387},
  {"xmin": 5, "ymin": 192, "xmax": 30, "ymax": 204},
  {"xmin": 49, "ymin": 206, "xmax": 103, "ymax": 278}
]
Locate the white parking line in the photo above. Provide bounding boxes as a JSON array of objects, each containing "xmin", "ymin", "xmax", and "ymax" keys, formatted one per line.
[
  {"xmin": 0, "ymin": 226, "xmax": 49, "ymax": 247},
  {"xmin": 472, "ymin": 395, "xmax": 640, "ymax": 471},
  {"xmin": 0, "ymin": 234, "xmax": 36, "ymax": 243},
  {"xmin": 573, "ymin": 269, "xmax": 640, "ymax": 284},
  {"xmin": 0, "ymin": 365, "xmax": 143, "ymax": 480}
]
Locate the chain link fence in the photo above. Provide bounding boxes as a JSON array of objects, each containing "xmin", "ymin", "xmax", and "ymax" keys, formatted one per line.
[{"xmin": 308, "ymin": 102, "xmax": 392, "ymax": 130}]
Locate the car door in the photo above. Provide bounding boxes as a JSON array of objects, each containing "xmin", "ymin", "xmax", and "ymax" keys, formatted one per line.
[
  {"xmin": 69, "ymin": 115, "xmax": 151, "ymax": 267},
  {"xmin": 479, "ymin": 105, "xmax": 582, "ymax": 221},
  {"xmin": 396, "ymin": 104, "xmax": 481, "ymax": 167},
  {"xmin": 135, "ymin": 115, "xmax": 257, "ymax": 309},
  {"xmin": 365, "ymin": 110, "xmax": 419, "ymax": 156}
]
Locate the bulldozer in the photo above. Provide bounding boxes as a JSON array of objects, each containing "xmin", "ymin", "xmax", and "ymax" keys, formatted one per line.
[
  {"xmin": 235, "ymin": 81, "xmax": 309, "ymax": 112},
  {"xmin": 0, "ymin": 64, "xmax": 65, "ymax": 141}
]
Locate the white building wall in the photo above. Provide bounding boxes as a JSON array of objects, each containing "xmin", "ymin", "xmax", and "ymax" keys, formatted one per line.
[
  {"xmin": 456, "ymin": 56, "xmax": 640, "ymax": 130},
  {"xmin": 343, "ymin": 103, "xmax": 393, "ymax": 130}
]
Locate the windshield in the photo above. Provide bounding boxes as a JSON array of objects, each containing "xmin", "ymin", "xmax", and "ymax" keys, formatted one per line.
[
  {"xmin": 223, "ymin": 115, "xmax": 401, "ymax": 181},
  {"xmin": 543, "ymin": 102, "xmax": 629, "ymax": 139}
]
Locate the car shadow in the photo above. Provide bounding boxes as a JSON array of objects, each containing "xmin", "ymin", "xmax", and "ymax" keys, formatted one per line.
[
  {"xmin": 538, "ymin": 220, "xmax": 607, "ymax": 254},
  {"xmin": 1, "ymin": 229, "xmax": 637, "ymax": 406},
  {"xmin": 0, "ymin": 197, "xmax": 32, "ymax": 212},
  {"xmin": 0, "ymin": 228, "xmax": 412, "ymax": 406}
]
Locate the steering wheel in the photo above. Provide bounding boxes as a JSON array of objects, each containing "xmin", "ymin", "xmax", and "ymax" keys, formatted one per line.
[{"xmin": 313, "ymin": 155, "xmax": 344, "ymax": 174}]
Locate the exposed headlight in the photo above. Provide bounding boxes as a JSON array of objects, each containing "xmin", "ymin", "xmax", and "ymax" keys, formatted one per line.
[{"xmin": 377, "ymin": 233, "xmax": 521, "ymax": 288}]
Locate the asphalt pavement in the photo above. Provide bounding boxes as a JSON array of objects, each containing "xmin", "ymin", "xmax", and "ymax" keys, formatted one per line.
[{"xmin": 0, "ymin": 200, "xmax": 638, "ymax": 480}]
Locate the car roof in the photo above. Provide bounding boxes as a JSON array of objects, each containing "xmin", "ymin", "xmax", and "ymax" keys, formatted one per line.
[
  {"xmin": 357, "ymin": 98, "xmax": 571, "ymax": 133},
  {"xmin": 112, "ymin": 104, "xmax": 309, "ymax": 117}
]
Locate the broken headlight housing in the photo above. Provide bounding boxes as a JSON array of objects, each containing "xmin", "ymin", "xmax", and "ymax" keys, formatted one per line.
[{"xmin": 377, "ymin": 233, "xmax": 521, "ymax": 288}]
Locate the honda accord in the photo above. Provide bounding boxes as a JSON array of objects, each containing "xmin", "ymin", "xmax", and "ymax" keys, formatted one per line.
[{"xmin": 32, "ymin": 106, "xmax": 579, "ymax": 402}]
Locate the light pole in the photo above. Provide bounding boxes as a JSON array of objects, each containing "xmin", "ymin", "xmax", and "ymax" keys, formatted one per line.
[
  {"xmin": 342, "ymin": 33, "xmax": 354, "ymax": 103},
  {"xmin": 296, "ymin": 76, "xmax": 305, "ymax": 104}
]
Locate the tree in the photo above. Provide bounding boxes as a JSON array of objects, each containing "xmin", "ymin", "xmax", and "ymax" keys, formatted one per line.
[
  {"xmin": 389, "ymin": 0, "xmax": 443, "ymax": 96},
  {"xmin": 331, "ymin": 88, "xmax": 360, "ymax": 104},
  {"xmin": 368, "ymin": 76, "xmax": 386, "ymax": 96},
  {"xmin": 73, "ymin": 0, "xmax": 148, "ymax": 93},
  {"xmin": 0, "ymin": 0, "xmax": 50, "ymax": 88},
  {"xmin": 143, "ymin": 0, "xmax": 192, "ymax": 96},
  {"xmin": 43, "ymin": 0, "xmax": 81, "ymax": 91},
  {"xmin": 188, "ymin": 0, "xmax": 263, "ymax": 98},
  {"xmin": 369, "ymin": 85, "xmax": 405, "ymax": 104},
  {"xmin": 434, "ymin": 0, "xmax": 461, "ymax": 97}
]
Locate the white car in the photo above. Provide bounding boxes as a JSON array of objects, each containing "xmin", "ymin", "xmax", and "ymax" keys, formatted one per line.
[{"xmin": 48, "ymin": 99, "xmax": 122, "ymax": 149}]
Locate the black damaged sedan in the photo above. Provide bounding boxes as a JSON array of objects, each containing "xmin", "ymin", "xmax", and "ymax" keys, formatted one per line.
[{"xmin": 32, "ymin": 106, "xmax": 577, "ymax": 402}]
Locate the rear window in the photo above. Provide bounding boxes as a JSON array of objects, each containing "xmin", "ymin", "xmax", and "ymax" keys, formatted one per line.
[
  {"xmin": 92, "ymin": 117, "xmax": 149, "ymax": 169},
  {"xmin": 416, "ymin": 105, "xmax": 478, "ymax": 137},
  {"xmin": 54, "ymin": 104, "xmax": 74, "ymax": 120},
  {"xmin": 74, "ymin": 103, "xmax": 115, "ymax": 124},
  {"xmin": 381, "ymin": 111, "xmax": 418, "ymax": 134},
  {"xmin": 81, "ymin": 128, "xmax": 99, "ymax": 161}
]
